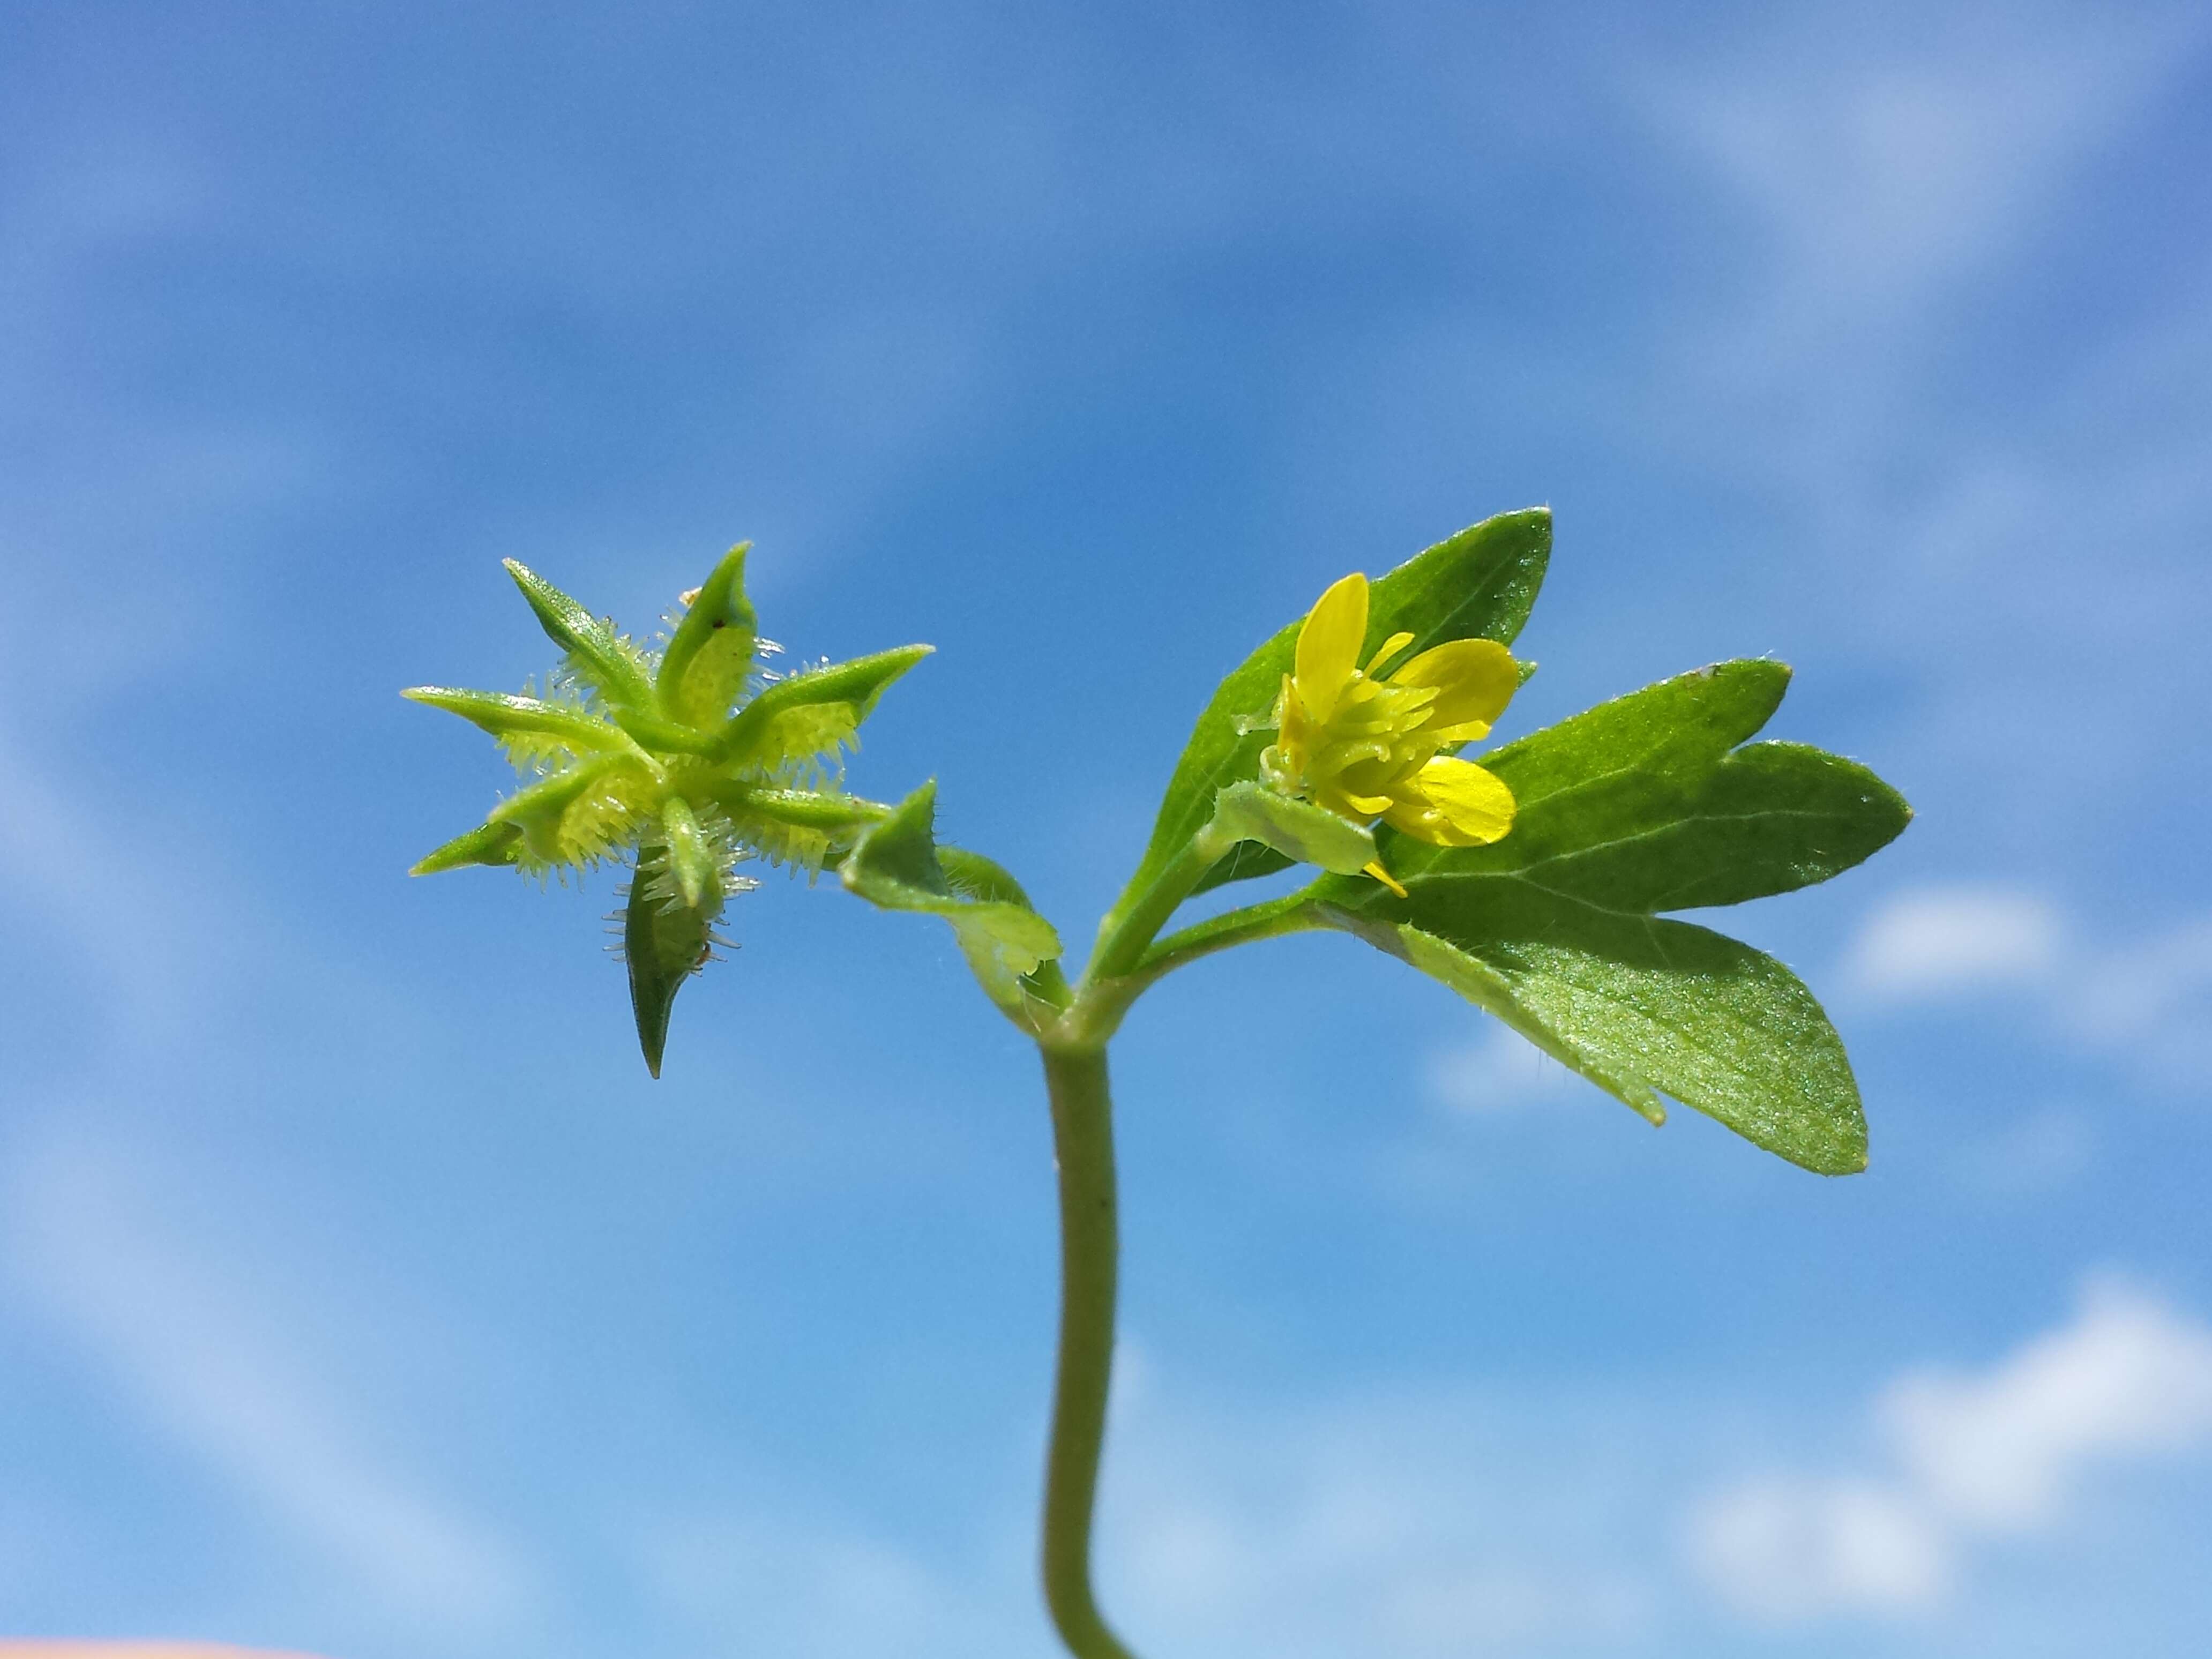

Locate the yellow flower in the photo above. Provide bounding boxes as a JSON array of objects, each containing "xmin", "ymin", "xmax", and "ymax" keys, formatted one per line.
[{"xmin": 1260, "ymin": 571, "xmax": 1520, "ymax": 894}]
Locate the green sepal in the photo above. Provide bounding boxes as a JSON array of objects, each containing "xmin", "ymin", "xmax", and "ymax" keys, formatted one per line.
[
  {"xmin": 623, "ymin": 840, "xmax": 728, "ymax": 1079},
  {"xmin": 708, "ymin": 645, "xmax": 933, "ymax": 771},
  {"xmin": 842, "ymin": 783, "xmax": 1063, "ymax": 1005},
  {"xmin": 486, "ymin": 751, "xmax": 654, "ymax": 866},
  {"xmin": 610, "ymin": 711, "xmax": 721, "ymax": 756},
  {"xmin": 703, "ymin": 784, "xmax": 887, "ymax": 874},
  {"xmin": 656, "ymin": 543, "xmax": 760, "ymax": 728},
  {"xmin": 1131, "ymin": 507, "xmax": 1551, "ymax": 905},
  {"xmin": 659, "ymin": 796, "xmax": 720, "ymax": 909},
  {"xmin": 401, "ymin": 686, "xmax": 632, "ymax": 754},
  {"xmin": 1209, "ymin": 781, "xmax": 1377, "ymax": 875},
  {"xmin": 409, "ymin": 819, "xmax": 524, "ymax": 875},
  {"xmin": 504, "ymin": 559, "xmax": 660, "ymax": 714},
  {"xmin": 710, "ymin": 784, "xmax": 890, "ymax": 832}
]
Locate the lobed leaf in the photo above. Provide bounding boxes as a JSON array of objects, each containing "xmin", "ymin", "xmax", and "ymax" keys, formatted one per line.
[
  {"xmin": 1380, "ymin": 661, "xmax": 1912, "ymax": 911},
  {"xmin": 1313, "ymin": 660, "xmax": 1909, "ymax": 1172},
  {"xmin": 1331, "ymin": 899, "xmax": 1868, "ymax": 1174}
]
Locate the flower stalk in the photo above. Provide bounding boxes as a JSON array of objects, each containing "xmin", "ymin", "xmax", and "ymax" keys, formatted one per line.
[{"xmin": 1038, "ymin": 1042, "xmax": 1140, "ymax": 1659}]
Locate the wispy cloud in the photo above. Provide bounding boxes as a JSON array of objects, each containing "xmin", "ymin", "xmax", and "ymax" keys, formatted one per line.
[
  {"xmin": 1846, "ymin": 885, "xmax": 2065, "ymax": 1000},
  {"xmin": 1098, "ymin": 1380, "xmax": 1666, "ymax": 1658},
  {"xmin": 629, "ymin": 1507, "xmax": 1030, "ymax": 1658},
  {"xmin": 1687, "ymin": 1475, "xmax": 1952, "ymax": 1621},
  {"xmin": 1, "ymin": 1135, "xmax": 540, "ymax": 1635},
  {"xmin": 1885, "ymin": 1279, "xmax": 2212, "ymax": 1529},
  {"xmin": 1424, "ymin": 1027, "xmax": 1575, "ymax": 1118},
  {"xmin": 1687, "ymin": 1277, "xmax": 2212, "ymax": 1623},
  {"xmin": 1842, "ymin": 884, "xmax": 2212, "ymax": 1088},
  {"xmin": 1639, "ymin": 9, "xmax": 2195, "ymax": 326}
]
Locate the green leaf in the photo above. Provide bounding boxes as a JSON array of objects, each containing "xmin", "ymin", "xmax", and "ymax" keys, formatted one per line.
[
  {"xmin": 709, "ymin": 645, "xmax": 933, "ymax": 772},
  {"xmin": 1312, "ymin": 660, "xmax": 1910, "ymax": 1174},
  {"xmin": 1130, "ymin": 507, "xmax": 1551, "ymax": 904},
  {"xmin": 1209, "ymin": 782, "xmax": 1377, "ymax": 875},
  {"xmin": 842, "ymin": 783, "xmax": 1062, "ymax": 1002},
  {"xmin": 623, "ymin": 841, "xmax": 727, "ymax": 1079},
  {"xmin": 657, "ymin": 543, "xmax": 760, "ymax": 728},
  {"xmin": 504, "ymin": 559, "xmax": 660, "ymax": 714},
  {"xmin": 1330, "ymin": 901, "xmax": 1867, "ymax": 1174},
  {"xmin": 1381, "ymin": 660, "xmax": 1912, "ymax": 910}
]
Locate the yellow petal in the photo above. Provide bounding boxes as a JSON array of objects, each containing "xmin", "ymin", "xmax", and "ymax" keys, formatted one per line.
[
  {"xmin": 1337, "ymin": 789, "xmax": 1397, "ymax": 816},
  {"xmin": 1388, "ymin": 638, "xmax": 1519, "ymax": 737},
  {"xmin": 1294, "ymin": 572, "xmax": 1367, "ymax": 726},
  {"xmin": 1381, "ymin": 758, "xmax": 1517, "ymax": 847},
  {"xmin": 1364, "ymin": 630, "xmax": 1416, "ymax": 677},
  {"xmin": 1275, "ymin": 672, "xmax": 1307, "ymax": 748},
  {"xmin": 1411, "ymin": 757, "xmax": 1516, "ymax": 846}
]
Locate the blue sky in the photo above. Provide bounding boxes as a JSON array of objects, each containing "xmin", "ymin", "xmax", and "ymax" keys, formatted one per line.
[{"xmin": 3, "ymin": 2, "xmax": 2210, "ymax": 1654}]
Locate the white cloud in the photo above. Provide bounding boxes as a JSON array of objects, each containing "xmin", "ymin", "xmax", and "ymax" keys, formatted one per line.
[
  {"xmin": 1843, "ymin": 891, "xmax": 2212, "ymax": 1087},
  {"xmin": 1958, "ymin": 1106, "xmax": 2095, "ymax": 1198},
  {"xmin": 633, "ymin": 1508, "xmax": 1026, "ymax": 1658},
  {"xmin": 1882, "ymin": 1279, "xmax": 2212, "ymax": 1531},
  {"xmin": 1425, "ymin": 1027, "xmax": 1574, "ymax": 1116},
  {"xmin": 1686, "ymin": 1476, "xmax": 1950, "ymax": 1622},
  {"xmin": 1642, "ymin": 16, "xmax": 2188, "ymax": 323},
  {"xmin": 1101, "ymin": 1384, "xmax": 1662, "ymax": 1658},
  {"xmin": 2065, "ymin": 915, "xmax": 2212, "ymax": 1083},
  {"xmin": 1, "ymin": 1136, "xmax": 539, "ymax": 1634},
  {"xmin": 1845, "ymin": 885, "xmax": 2064, "ymax": 1000},
  {"xmin": 1687, "ymin": 1279, "xmax": 2212, "ymax": 1624}
]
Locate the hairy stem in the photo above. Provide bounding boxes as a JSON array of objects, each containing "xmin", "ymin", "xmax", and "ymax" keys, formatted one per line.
[
  {"xmin": 1135, "ymin": 891, "xmax": 1322, "ymax": 982},
  {"xmin": 1038, "ymin": 1043, "xmax": 1141, "ymax": 1659},
  {"xmin": 1088, "ymin": 824, "xmax": 1232, "ymax": 984}
]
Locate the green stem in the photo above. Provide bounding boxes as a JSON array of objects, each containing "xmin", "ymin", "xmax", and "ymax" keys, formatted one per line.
[
  {"xmin": 1038, "ymin": 1043, "xmax": 1141, "ymax": 1659},
  {"xmin": 1088, "ymin": 824, "xmax": 1232, "ymax": 984},
  {"xmin": 1136, "ymin": 891, "xmax": 1321, "ymax": 982}
]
